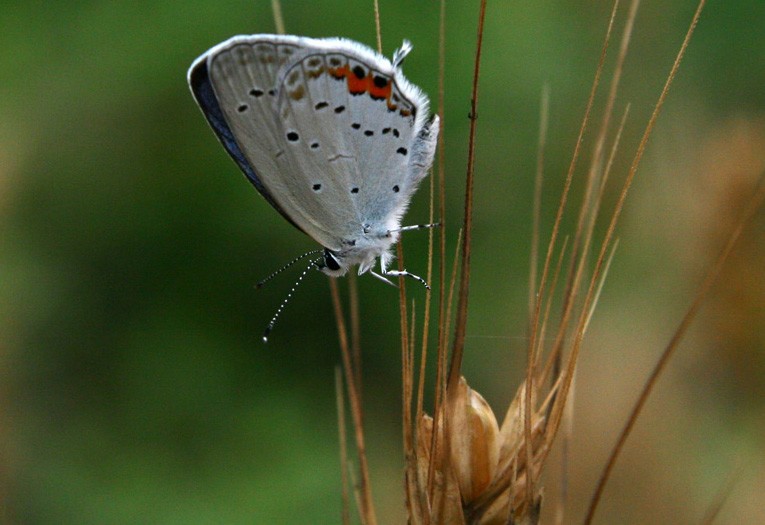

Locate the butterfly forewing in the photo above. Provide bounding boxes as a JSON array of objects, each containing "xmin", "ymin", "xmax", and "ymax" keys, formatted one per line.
[{"xmin": 206, "ymin": 37, "xmax": 342, "ymax": 244}]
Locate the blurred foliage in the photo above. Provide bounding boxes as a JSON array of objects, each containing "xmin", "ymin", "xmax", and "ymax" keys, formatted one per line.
[{"xmin": 1, "ymin": 1, "xmax": 763, "ymax": 523}]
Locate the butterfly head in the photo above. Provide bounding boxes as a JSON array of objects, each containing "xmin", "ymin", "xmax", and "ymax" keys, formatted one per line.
[{"xmin": 318, "ymin": 248, "xmax": 347, "ymax": 277}]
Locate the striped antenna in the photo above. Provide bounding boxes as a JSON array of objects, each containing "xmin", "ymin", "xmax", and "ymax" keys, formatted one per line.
[
  {"xmin": 262, "ymin": 258, "xmax": 322, "ymax": 343},
  {"xmin": 256, "ymin": 249, "xmax": 322, "ymax": 289}
]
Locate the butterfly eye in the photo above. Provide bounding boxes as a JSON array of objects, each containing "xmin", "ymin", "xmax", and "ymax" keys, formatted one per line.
[{"xmin": 323, "ymin": 249, "xmax": 341, "ymax": 271}]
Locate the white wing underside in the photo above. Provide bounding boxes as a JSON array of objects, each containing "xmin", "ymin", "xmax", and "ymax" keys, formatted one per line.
[{"xmin": 203, "ymin": 35, "xmax": 437, "ymax": 252}]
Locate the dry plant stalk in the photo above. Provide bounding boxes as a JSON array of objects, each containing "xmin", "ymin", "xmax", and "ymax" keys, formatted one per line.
[{"xmin": 320, "ymin": 0, "xmax": 763, "ymax": 523}]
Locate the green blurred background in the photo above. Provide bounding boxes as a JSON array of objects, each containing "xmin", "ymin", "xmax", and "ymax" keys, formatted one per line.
[{"xmin": 2, "ymin": 1, "xmax": 764, "ymax": 523}]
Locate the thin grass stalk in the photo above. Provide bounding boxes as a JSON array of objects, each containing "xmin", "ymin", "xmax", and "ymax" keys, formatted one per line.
[
  {"xmin": 372, "ymin": 0, "xmax": 382, "ymax": 53},
  {"xmin": 523, "ymin": 85, "xmax": 550, "ymax": 507},
  {"xmin": 598, "ymin": 105, "xmax": 631, "ymax": 202},
  {"xmin": 415, "ymin": 124, "xmax": 438, "ymax": 424},
  {"xmin": 427, "ymin": 0, "xmax": 449, "ymax": 505},
  {"xmin": 349, "ymin": 272, "xmax": 363, "ymax": 405},
  {"xmin": 403, "ymin": 299, "xmax": 418, "ymax": 520},
  {"xmin": 270, "ymin": 0, "xmax": 285, "ymax": 35},
  {"xmin": 410, "ymin": 301, "xmax": 417, "ymax": 385},
  {"xmin": 583, "ymin": 173, "xmax": 763, "ymax": 524},
  {"xmin": 538, "ymin": 241, "xmax": 572, "ymax": 386},
  {"xmin": 583, "ymin": 239, "xmax": 619, "ymax": 333},
  {"xmin": 427, "ymin": 228, "xmax": 462, "ymax": 498},
  {"xmin": 434, "ymin": 0, "xmax": 449, "ymax": 420},
  {"xmin": 329, "ymin": 280, "xmax": 377, "ymax": 525},
  {"xmin": 554, "ymin": 367, "xmax": 576, "ymax": 525},
  {"xmin": 335, "ymin": 367, "xmax": 351, "ymax": 525},
  {"xmin": 535, "ymin": 236, "xmax": 569, "ymax": 371},
  {"xmin": 422, "ymin": 3, "xmax": 450, "ymax": 501},
  {"xmin": 417, "ymin": 172, "xmax": 436, "ymax": 422},
  {"xmin": 397, "ymin": 238, "xmax": 410, "ymax": 376},
  {"xmin": 523, "ymin": 83, "xmax": 551, "ymax": 512},
  {"xmin": 448, "ymin": 0, "xmax": 488, "ymax": 392},
  {"xmin": 543, "ymin": 235, "xmax": 567, "ymax": 524},
  {"xmin": 529, "ymin": 84, "xmax": 550, "ymax": 324}
]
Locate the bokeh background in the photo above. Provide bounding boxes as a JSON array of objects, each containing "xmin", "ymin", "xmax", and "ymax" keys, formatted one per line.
[{"xmin": 2, "ymin": 1, "xmax": 763, "ymax": 523}]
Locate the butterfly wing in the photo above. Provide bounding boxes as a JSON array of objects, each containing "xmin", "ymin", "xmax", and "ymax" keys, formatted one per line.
[
  {"xmin": 188, "ymin": 35, "xmax": 438, "ymax": 251},
  {"xmin": 188, "ymin": 35, "xmax": 307, "ymax": 233}
]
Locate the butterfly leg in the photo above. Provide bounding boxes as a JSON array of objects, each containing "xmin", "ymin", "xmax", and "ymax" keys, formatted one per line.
[
  {"xmin": 388, "ymin": 222, "xmax": 441, "ymax": 234},
  {"xmin": 382, "ymin": 266, "xmax": 431, "ymax": 290},
  {"xmin": 370, "ymin": 270, "xmax": 398, "ymax": 287}
]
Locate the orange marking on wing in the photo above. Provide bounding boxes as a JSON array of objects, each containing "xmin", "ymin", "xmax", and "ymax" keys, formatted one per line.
[
  {"xmin": 329, "ymin": 64, "xmax": 396, "ymax": 104},
  {"xmin": 369, "ymin": 82, "xmax": 391, "ymax": 100},
  {"xmin": 347, "ymin": 73, "xmax": 369, "ymax": 95},
  {"xmin": 329, "ymin": 65, "xmax": 349, "ymax": 80}
]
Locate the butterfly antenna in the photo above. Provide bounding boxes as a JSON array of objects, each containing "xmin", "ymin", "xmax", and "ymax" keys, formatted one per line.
[
  {"xmin": 256, "ymin": 249, "xmax": 322, "ymax": 289},
  {"xmin": 262, "ymin": 258, "xmax": 322, "ymax": 343}
]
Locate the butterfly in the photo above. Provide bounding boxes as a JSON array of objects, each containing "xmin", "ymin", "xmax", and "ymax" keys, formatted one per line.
[{"xmin": 188, "ymin": 35, "xmax": 439, "ymax": 339}]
